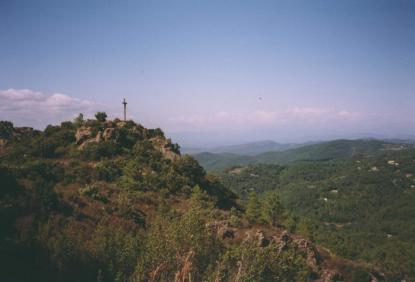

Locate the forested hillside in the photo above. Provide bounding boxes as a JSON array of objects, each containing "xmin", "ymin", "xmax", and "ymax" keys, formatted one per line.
[
  {"xmin": 219, "ymin": 149, "xmax": 415, "ymax": 281},
  {"xmin": 0, "ymin": 115, "xmax": 379, "ymax": 282},
  {"xmin": 193, "ymin": 139, "xmax": 411, "ymax": 171},
  {"xmin": 182, "ymin": 140, "xmax": 312, "ymax": 155}
]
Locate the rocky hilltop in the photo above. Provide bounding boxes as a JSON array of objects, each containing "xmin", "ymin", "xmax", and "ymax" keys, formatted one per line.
[{"xmin": 73, "ymin": 119, "xmax": 181, "ymax": 161}]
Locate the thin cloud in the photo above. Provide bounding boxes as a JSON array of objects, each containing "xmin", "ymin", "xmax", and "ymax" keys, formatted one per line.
[
  {"xmin": 169, "ymin": 107, "xmax": 363, "ymax": 130},
  {"xmin": 0, "ymin": 88, "xmax": 103, "ymax": 128}
]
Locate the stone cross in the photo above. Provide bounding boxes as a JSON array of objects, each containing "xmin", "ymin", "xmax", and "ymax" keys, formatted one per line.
[{"xmin": 122, "ymin": 98, "xmax": 127, "ymax": 121}]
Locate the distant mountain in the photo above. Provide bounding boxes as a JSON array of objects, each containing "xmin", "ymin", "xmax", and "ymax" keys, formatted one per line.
[
  {"xmin": 182, "ymin": 140, "xmax": 316, "ymax": 155},
  {"xmin": 383, "ymin": 138, "xmax": 415, "ymax": 145},
  {"xmin": 194, "ymin": 139, "xmax": 413, "ymax": 171},
  {"xmin": 192, "ymin": 152, "xmax": 252, "ymax": 171}
]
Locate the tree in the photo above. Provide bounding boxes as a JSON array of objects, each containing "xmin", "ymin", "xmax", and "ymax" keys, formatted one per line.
[
  {"xmin": 74, "ymin": 113, "xmax": 85, "ymax": 127},
  {"xmin": 297, "ymin": 218, "xmax": 315, "ymax": 242},
  {"xmin": 0, "ymin": 121, "xmax": 13, "ymax": 139},
  {"xmin": 95, "ymin": 112, "xmax": 107, "ymax": 122},
  {"xmin": 261, "ymin": 191, "xmax": 285, "ymax": 226},
  {"xmin": 0, "ymin": 167, "xmax": 20, "ymax": 197},
  {"xmin": 33, "ymin": 179, "xmax": 59, "ymax": 213},
  {"xmin": 245, "ymin": 192, "xmax": 261, "ymax": 224},
  {"xmin": 190, "ymin": 185, "xmax": 214, "ymax": 211}
]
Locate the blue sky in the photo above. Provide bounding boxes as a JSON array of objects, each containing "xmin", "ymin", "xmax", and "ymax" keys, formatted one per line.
[{"xmin": 1, "ymin": 0, "xmax": 414, "ymax": 145}]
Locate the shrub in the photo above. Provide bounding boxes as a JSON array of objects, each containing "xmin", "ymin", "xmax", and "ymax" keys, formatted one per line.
[
  {"xmin": 95, "ymin": 112, "xmax": 107, "ymax": 122},
  {"xmin": 96, "ymin": 160, "xmax": 122, "ymax": 182},
  {"xmin": 245, "ymin": 192, "xmax": 261, "ymax": 224},
  {"xmin": 79, "ymin": 184, "xmax": 99, "ymax": 199},
  {"xmin": 0, "ymin": 121, "xmax": 14, "ymax": 139},
  {"xmin": 261, "ymin": 191, "xmax": 285, "ymax": 226},
  {"xmin": 18, "ymin": 160, "xmax": 64, "ymax": 185},
  {"xmin": 0, "ymin": 166, "xmax": 21, "ymax": 197},
  {"xmin": 80, "ymin": 141, "xmax": 118, "ymax": 161},
  {"xmin": 33, "ymin": 179, "xmax": 59, "ymax": 213}
]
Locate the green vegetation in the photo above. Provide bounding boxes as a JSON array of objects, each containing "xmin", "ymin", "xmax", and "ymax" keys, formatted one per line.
[
  {"xmin": 219, "ymin": 148, "xmax": 415, "ymax": 280},
  {"xmin": 193, "ymin": 139, "xmax": 408, "ymax": 171},
  {"xmin": 0, "ymin": 114, "xmax": 327, "ymax": 282}
]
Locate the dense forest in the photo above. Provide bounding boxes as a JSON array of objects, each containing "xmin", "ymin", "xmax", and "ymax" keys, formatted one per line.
[
  {"xmin": 193, "ymin": 139, "xmax": 411, "ymax": 171},
  {"xmin": 218, "ymin": 150, "xmax": 415, "ymax": 280},
  {"xmin": 0, "ymin": 114, "xmax": 383, "ymax": 282}
]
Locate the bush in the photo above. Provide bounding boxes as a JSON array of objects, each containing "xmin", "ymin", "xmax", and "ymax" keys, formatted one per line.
[
  {"xmin": 80, "ymin": 141, "xmax": 118, "ymax": 161},
  {"xmin": 79, "ymin": 184, "xmax": 100, "ymax": 199},
  {"xmin": 96, "ymin": 160, "xmax": 122, "ymax": 182},
  {"xmin": 33, "ymin": 179, "xmax": 59, "ymax": 213},
  {"xmin": 261, "ymin": 191, "xmax": 285, "ymax": 226},
  {"xmin": 245, "ymin": 192, "xmax": 261, "ymax": 224},
  {"xmin": 18, "ymin": 160, "xmax": 64, "ymax": 185},
  {"xmin": 95, "ymin": 112, "xmax": 107, "ymax": 122},
  {"xmin": 133, "ymin": 207, "xmax": 221, "ymax": 281},
  {"xmin": 0, "ymin": 166, "xmax": 21, "ymax": 197},
  {"xmin": 64, "ymin": 160, "xmax": 94, "ymax": 184},
  {"xmin": 0, "ymin": 121, "xmax": 14, "ymax": 139},
  {"xmin": 29, "ymin": 125, "xmax": 75, "ymax": 158},
  {"xmin": 216, "ymin": 242, "xmax": 311, "ymax": 281}
]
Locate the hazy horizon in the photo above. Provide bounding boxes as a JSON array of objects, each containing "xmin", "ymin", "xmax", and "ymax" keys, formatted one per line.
[{"xmin": 1, "ymin": 0, "xmax": 414, "ymax": 146}]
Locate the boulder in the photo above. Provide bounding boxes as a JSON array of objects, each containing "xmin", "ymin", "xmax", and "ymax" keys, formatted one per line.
[
  {"xmin": 319, "ymin": 269, "xmax": 343, "ymax": 282},
  {"xmin": 0, "ymin": 138, "xmax": 7, "ymax": 147},
  {"xmin": 150, "ymin": 137, "xmax": 181, "ymax": 161},
  {"xmin": 294, "ymin": 239, "xmax": 321, "ymax": 272},
  {"xmin": 218, "ymin": 227, "xmax": 235, "ymax": 239},
  {"xmin": 206, "ymin": 220, "xmax": 235, "ymax": 240},
  {"xmin": 116, "ymin": 121, "xmax": 126, "ymax": 128},
  {"xmin": 256, "ymin": 230, "xmax": 270, "ymax": 247},
  {"xmin": 273, "ymin": 230, "xmax": 292, "ymax": 253},
  {"xmin": 75, "ymin": 127, "xmax": 93, "ymax": 144},
  {"xmin": 95, "ymin": 131, "xmax": 103, "ymax": 143},
  {"xmin": 103, "ymin": 127, "xmax": 117, "ymax": 141}
]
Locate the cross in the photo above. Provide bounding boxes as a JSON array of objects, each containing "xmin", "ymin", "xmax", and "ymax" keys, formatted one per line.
[{"xmin": 122, "ymin": 98, "xmax": 127, "ymax": 121}]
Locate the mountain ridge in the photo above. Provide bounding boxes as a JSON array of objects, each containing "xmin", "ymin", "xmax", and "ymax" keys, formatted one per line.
[
  {"xmin": 193, "ymin": 139, "xmax": 414, "ymax": 171},
  {"xmin": 182, "ymin": 140, "xmax": 319, "ymax": 155}
]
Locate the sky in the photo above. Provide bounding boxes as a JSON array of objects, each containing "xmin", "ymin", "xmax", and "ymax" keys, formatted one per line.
[{"xmin": 1, "ymin": 0, "xmax": 414, "ymax": 146}]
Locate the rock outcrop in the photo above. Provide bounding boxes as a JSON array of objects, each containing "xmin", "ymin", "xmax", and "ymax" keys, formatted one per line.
[
  {"xmin": 274, "ymin": 230, "xmax": 292, "ymax": 253},
  {"xmin": 206, "ymin": 220, "xmax": 235, "ymax": 239},
  {"xmin": 150, "ymin": 137, "xmax": 181, "ymax": 161},
  {"xmin": 295, "ymin": 238, "xmax": 321, "ymax": 272},
  {"xmin": 241, "ymin": 229, "xmax": 337, "ymax": 279},
  {"xmin": 103, "ymin": 127, "xmax": 117, "ymax": 141},
  {"xmin": 75, "ymin": 127, "xmax": 93, "ymax": 145},
  {"xmin": 319, "ymin": 269, "xmax": 344, "ymax": 282},
  {"xmin": 256, "ymin": 230, "xmax": 270, "ymax": 247},
  {"xmin": 74, "ymin": 121, "xmax": 181, "ymax": 161},
  {"xmin": 0, "ymin": 138, "xmax": 7, "ymax": 147}
]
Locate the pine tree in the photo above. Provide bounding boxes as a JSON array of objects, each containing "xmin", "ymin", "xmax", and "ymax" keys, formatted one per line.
[
  {"xmin": 95, "ymin": 112, "xmax": 107, "ymax": 122},
  {"xmin": 261, "ymin": 191, "xmax": 285, "ymax": 226},
  {"xmin": 297, "ymin": 218, "xmax": 315, "ymax": 242},
  {"xmin": 245, "ymin": 192, "xmax": 261, "ymax": 224},
  {"xmin": 73, "ymin": 113, "xmax": 84, "ymax": 127}
]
